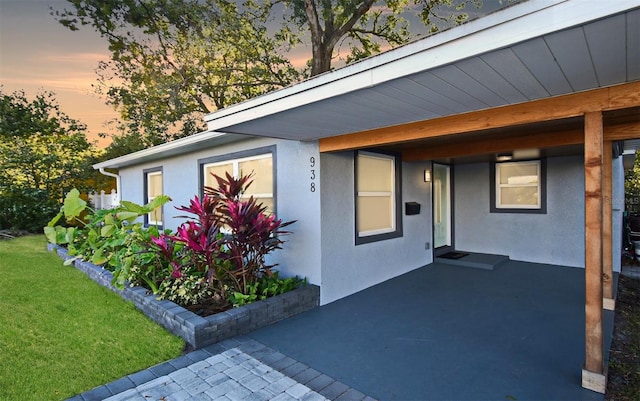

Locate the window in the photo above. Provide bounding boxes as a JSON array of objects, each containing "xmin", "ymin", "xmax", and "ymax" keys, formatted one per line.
[
  {"xmin": 491, "ymin": 160, "xmax": 546, "ymax": 213},
  {"xmin": 200, "ymin": 147, "xmax": 275, "ymax": 213},
  {"xmin": 144, "ymin": 168, "xmax": 163, "ymax": 226},
  {"xmin": 355, "ymin": 150, "xmax": 402, "ymax": 244}
]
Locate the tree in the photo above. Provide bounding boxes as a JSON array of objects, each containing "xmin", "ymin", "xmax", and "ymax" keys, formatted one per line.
[
  {"xmin": 626, "ymin": 150, "xmax": 640, "ymax": 215},
  {"xmin": 282, "ymin": 0, "xmax": 483, "ymax": 76},
  {"xmin": 54, "ymin": 0, "xmax": 301, "ymax": 148},
  {"xmin": 0, "ymin": 89, "xmax": 104, "ymax": 231},
  {"xmin": 54, "ymin": 0, "xmax": 487, "ymax": 155}
]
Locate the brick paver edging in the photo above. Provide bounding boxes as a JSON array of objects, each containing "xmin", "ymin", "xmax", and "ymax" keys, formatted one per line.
[
  {"xmin": 47, "ymin": 244, "xmax": 320, "ymax": 350},
  {"xmin": 67, "ymin": 337, "xmax": 375, "ymax": 401}
]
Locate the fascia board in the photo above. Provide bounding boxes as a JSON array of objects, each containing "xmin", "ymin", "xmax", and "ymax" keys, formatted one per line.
[
  {"xmin": 92, "ymin": 131, "xmax": 241, "ymax": 169},
  {"xmin": 204, "ymin": 0, "xmax": 639, "ymax": 131}
]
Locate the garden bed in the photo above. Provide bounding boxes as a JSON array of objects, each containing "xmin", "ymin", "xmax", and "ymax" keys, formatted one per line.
[{"xmin": 48, "ymin": 243, "xmax": 319, "ymax": 350}]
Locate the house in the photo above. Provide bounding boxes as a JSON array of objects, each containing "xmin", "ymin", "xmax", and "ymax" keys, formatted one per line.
[{"xmin": 94, "ymin": 0, "xmax": 640, "ymax": 393}]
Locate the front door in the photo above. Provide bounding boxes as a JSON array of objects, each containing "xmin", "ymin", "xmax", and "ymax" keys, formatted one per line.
[{"xmin": 433, "ymin": 163, "xmax": 453, "ymax": 254}]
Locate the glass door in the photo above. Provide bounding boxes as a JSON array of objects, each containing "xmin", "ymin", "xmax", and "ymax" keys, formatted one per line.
[{"xmin": 433, "ymin": 163, "xmax": 452, "ymax": 251}]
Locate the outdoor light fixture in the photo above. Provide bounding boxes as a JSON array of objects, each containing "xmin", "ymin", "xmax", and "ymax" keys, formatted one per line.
[
  {"xmin": 424, "ymin": 169, "xmax": 431, "ymax": 182},
  {"xmin": 496, "ymin": 153, "xmax": 513, "ymax": 162}
]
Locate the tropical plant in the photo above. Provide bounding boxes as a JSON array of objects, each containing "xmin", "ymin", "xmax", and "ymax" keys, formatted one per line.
[
  {"xmin": 44, "ymin": 177, "xmax": 303, "ymax": 314},
  {"xmin": 44, "ymin": 188, "xmax": 171, "ymax": 269},
  {"xmin": 229, "ymin": 271, "xmax": 306, "ymax": 307},
  {"xmin": 110, "ymin": 224, "xmax": 177, "ymax": 293},
  {"xmin": 207, "ymin": 173, "xmax": 295, "ymax": 294},
  {"xmin": 147, "ymin": 172, "xmax": 297, "ymax": 306}
]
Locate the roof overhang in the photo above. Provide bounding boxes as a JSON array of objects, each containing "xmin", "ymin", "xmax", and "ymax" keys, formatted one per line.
[{"xmin": 205, "ymin": 0, "xmax": 640, "ymax": 142}]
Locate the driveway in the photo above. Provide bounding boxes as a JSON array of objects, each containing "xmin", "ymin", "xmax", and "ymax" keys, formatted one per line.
[{"xmin": 249, "ymin": 260, "xmax": 615, "ymax": 400}]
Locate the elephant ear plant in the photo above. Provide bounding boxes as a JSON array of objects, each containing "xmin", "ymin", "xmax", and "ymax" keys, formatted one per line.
[{"xmin": 44, "ymin": 188, "xmax": 171, "ymax": 272}]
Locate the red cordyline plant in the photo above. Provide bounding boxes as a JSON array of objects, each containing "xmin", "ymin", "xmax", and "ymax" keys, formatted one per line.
[
  {"xmin": 207, "ymin": 173, "xmax": 295, "ymax": 295},
  {"xmin": 156, "ymin": 172, "xmax": 294, "ymax": 300}
]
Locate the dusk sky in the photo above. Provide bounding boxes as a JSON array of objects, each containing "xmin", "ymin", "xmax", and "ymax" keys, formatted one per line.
[
  {"xmin": 1, "ymin": 0, "xmax": 118, "ymax": 146},
  {"xmin": 1, "ymin": 0, "xmax": 513, "ymax": 148}
]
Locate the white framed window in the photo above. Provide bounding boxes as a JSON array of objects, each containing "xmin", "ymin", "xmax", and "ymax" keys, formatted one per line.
[
  {"xmin": 492, "ymin": 160, "xmax": 546, "ymax": 213},
  {"xmin": 355, "ymin": 151, "xmax": 402, "ymax": 244},
  {"xmin": 201, "ymin": 150, "xmax": 274, "ymax": 213},
  {"xmin": 144, "ymin": 169, "xmax": 163, "ymax": 226}
]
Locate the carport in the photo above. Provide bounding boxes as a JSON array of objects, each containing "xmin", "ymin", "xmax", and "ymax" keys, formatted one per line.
[
  {"xmin": 202, "ymin": 1, "xmax": 640, "ymax": 392},
  {"xmin": 249, "ymin": 260, "xmax": 616, "ymax": 400}
]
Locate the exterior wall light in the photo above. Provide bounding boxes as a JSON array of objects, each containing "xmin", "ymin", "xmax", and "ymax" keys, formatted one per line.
[
  {"xmin": 424, "ymin": 169, "xmax": 431, "ymax": 182},
  {"xmin": 496, "ymin": 153, "xmax": 513, "ymax": 162}
]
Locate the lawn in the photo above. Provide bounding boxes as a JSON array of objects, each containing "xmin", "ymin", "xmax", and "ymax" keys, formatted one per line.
[{"xmin": 0, "ymin": 235, "xmax": 184, "ymax": 401}]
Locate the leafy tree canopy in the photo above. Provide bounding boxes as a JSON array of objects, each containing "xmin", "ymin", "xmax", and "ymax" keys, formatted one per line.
[
  {"xmin": 54, "ymin": 0, "xmax": 301, "ymax": 154},
  {"xmin": 280, "ymin": 0, "xmax": 483, "ymax": 75},
  {"xmin": 626, "ymin": 150, "xmax": 640, "ymax": 212},
  {"xmin": 0, "ymin": 89, "xmax": 105, "ymax": 230}
]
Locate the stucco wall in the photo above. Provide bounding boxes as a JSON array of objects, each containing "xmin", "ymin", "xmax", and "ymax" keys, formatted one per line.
[
  {"xmin": 117, "ymin": 137, "xmax": 322, "ymax": 287},
  {"xmin": 454, "ymin": 156, "xmax": 586, "ymax": 267},
  {"xmin": 319, "ymin": 151, "xmax": 433, "ymax": 304}
]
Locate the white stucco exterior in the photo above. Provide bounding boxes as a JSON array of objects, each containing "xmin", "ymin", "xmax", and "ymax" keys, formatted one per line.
[
  {"xmin": 118, "ymin": 137, "xmax": 323, "ymax": 288},
  {"xmin": 454, "ymin": 155, "xmax": 624, "ymax": 273},
  {"xmin": 319, "ymin": 152, "xmax": 433, "ymax": 304},
  {"xmin": 115, "ymin": 141, "xmax": 627, "ymax": 305}
]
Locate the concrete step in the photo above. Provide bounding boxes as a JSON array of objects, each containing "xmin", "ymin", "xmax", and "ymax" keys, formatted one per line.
[{"xmin": 435, "ymin": 252, "xmax": 509, "ymax": 270}]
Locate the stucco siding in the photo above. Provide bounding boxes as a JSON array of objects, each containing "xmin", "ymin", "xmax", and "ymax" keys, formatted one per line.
[
  {"xmin": 319, "ymin": 152, "xmax": 433, "ymax": 304},
  {"xmin": 116, "ymin": 136, "xmax": 322, "ymax": 287},
  {"xmin": 454, "ymin": 156, "xmax": 585, "ymax": 267}
]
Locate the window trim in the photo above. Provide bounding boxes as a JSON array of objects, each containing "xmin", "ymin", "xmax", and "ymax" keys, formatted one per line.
[
  {"xmin": 354, "ymin": 150, "xmax": 403, "ymax": 245},
  {"xmin": 198, "ymin": 145, "xmax": 277, "ymax": 213},
  {"xmin": 143, "ymin": 167, "xmax": 164, "ymax": 227},
  {"xmin": 490, "ymin": 159, "xmax": 547, "ymax": 214}
]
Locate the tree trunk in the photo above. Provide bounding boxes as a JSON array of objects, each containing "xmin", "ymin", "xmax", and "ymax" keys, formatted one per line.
[{"xmin": 310, "ymin": 43, "xmax": 333, "ymax": 76}]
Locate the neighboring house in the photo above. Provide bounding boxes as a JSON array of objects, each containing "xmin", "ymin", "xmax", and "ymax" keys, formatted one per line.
[{"xmin": 94, "ymin": 0, "xmax": 640, "ymax": 393}]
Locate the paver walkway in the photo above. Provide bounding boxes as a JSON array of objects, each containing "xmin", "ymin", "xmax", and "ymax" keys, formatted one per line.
[{"xmin": 69, "ymin": 337, "xmax": 373, "ymax": 401}]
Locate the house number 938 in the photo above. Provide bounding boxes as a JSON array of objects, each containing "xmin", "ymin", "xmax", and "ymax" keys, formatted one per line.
[{"xmin": 310, "ymin": 156, "xmax": 316, "ymax": 192}]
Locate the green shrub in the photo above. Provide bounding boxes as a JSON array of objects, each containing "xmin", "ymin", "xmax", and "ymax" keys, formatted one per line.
[
  {"xmin": 0, "ymin": 188, "xmax": 60, "ymax": 232},
  {"xmin": 229, "ymin": 272, "xmax": 306, "ymax": 307},
  {"xmin": 158, "ymin": 274, "xmax": 213, "ymax": 306}
]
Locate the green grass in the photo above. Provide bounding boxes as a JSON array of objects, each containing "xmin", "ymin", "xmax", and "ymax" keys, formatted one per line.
[{"xmin": 0, "ymin": 235, "xmax": 185, "ymax": 401}]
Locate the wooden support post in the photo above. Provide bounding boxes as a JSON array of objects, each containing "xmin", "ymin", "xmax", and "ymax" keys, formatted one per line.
[
  {"xmin": 603, "ymin": 141, "xmax": 615, "ymax": 310},
  {"xmin": 582, "ymin": 112, "xmax": 606, "ymax": 393}
]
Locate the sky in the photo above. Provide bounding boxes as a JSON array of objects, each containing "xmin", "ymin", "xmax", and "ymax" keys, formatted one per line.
[
  {"xmin": 0, "ymin": 0, "xmax": 513, "ymax": 148},
  {"xmin": 0, "ymin": 0, "xmax": 118, "ymax": 146}
]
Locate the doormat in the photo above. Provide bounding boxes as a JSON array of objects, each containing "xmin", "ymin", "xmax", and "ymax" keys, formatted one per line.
[{"xmin": 438, "ymin": 251, "xmax": 469, "ymax": 260}]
